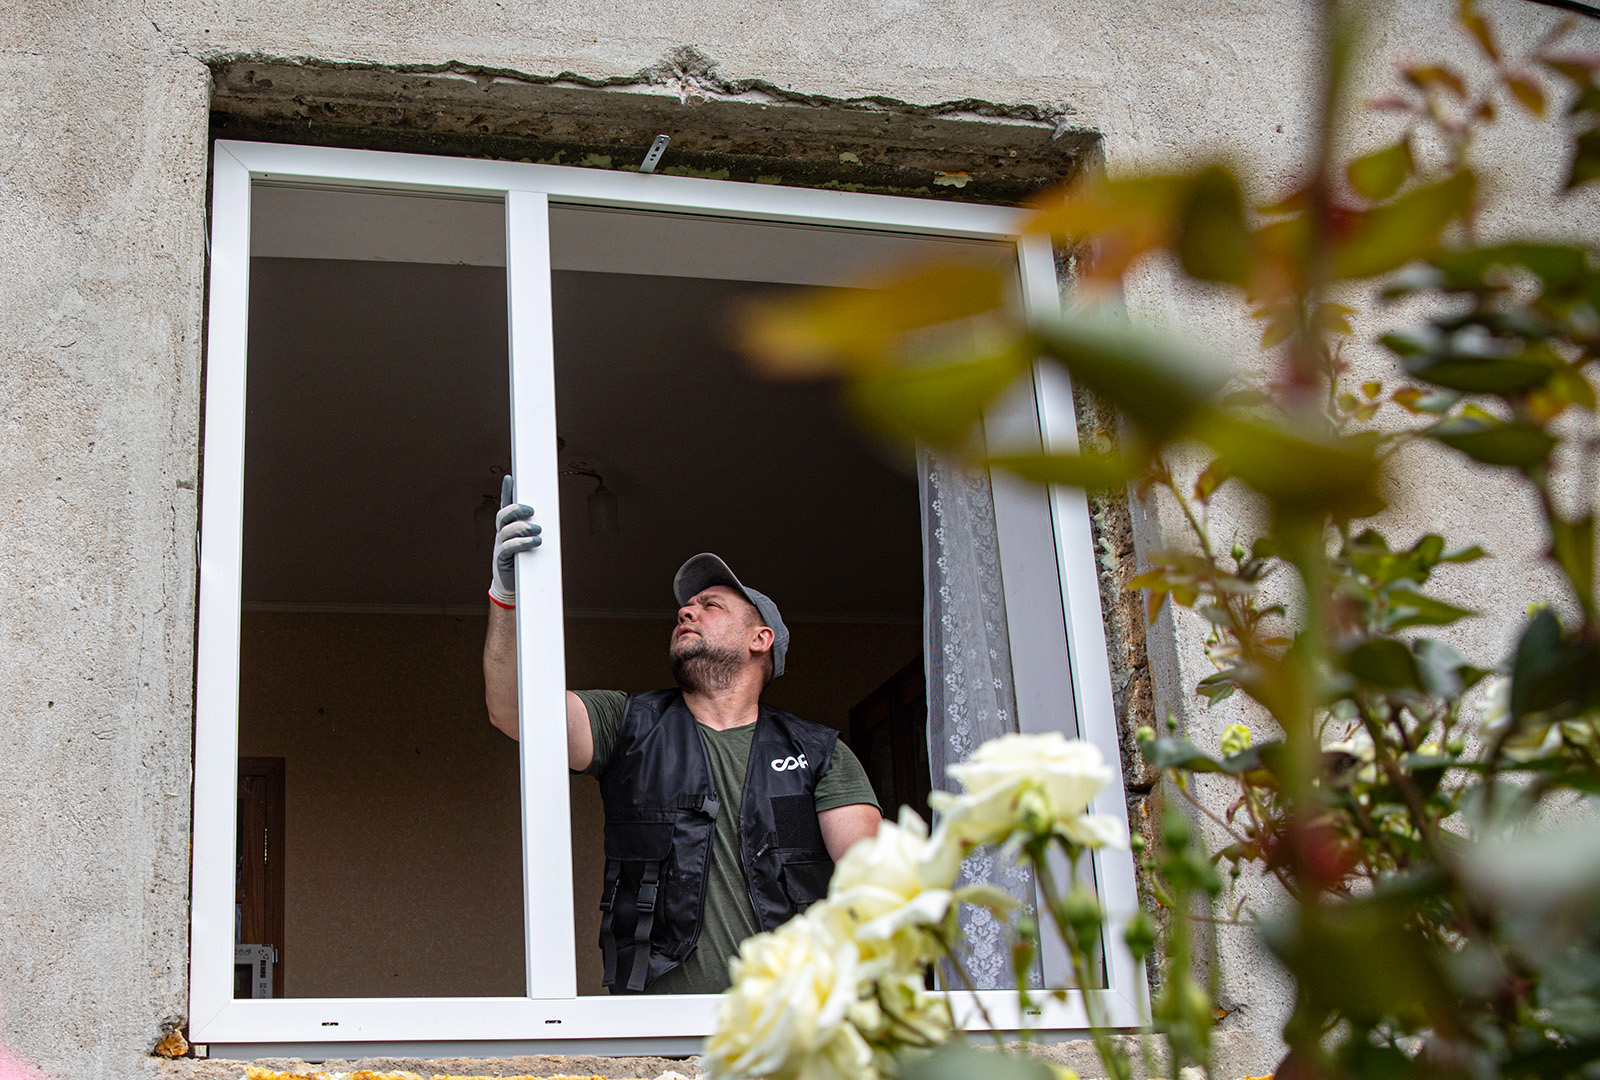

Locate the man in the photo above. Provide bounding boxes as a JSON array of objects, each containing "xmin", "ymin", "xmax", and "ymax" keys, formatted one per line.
[{"xmin": 482, "ymin": 482, "xmax": 881, "ymax": 994}]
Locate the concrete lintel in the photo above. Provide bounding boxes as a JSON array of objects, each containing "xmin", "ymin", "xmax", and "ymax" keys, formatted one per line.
[{"xmin": 209, "ymin": 50, "xmax": 1100, "ymax": 204}]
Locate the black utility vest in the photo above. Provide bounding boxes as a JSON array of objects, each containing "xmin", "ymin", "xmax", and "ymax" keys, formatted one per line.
[{"xmin": 596, "ymin": 689, "xmax": 839, "ymax": 993}]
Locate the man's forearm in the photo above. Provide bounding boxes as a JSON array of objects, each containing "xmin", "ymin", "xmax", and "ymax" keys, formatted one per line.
[{"xmin": 484, "ymin": 603, "xmax": 520, "ymax": 740}]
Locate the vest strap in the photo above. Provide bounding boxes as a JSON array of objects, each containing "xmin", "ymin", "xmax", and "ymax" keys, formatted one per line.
[
  {"xmin": 598, "ymin": 863, "xmax": 621, "ymax": 987},
  {"xmin": 676, "ymin": 792, "xmax": 721, "ymax": 817},
  {"xmin": 627, "ymin": 860, "xmax": 663, "ymax": 992}
]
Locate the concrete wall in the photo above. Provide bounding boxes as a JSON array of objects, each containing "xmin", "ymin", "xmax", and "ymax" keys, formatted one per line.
[{"xmin": 3, "ymin": 1, "xmax": 1598, "ymax": 1078}]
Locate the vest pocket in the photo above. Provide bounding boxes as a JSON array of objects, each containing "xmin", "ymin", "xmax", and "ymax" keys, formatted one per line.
[
  {"xmin": 604, "ymin": 818, "xmax": 675, "ymax": 861},
  {"xmin": 601, "ymin": 820, "xmax": 677, "ymax": 991},
  {"xmin": 778, "ymin": 856, "xmax": 833, "ymax": 910}
]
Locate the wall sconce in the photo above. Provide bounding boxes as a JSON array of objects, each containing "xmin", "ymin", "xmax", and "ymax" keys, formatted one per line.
[
  {"xmin": 562, "ymin": 465, "xmax": 621, "ymax": 538},
  {"xmin": 473, "ymin": 452, "xmax": 621, "ymax": 542}
]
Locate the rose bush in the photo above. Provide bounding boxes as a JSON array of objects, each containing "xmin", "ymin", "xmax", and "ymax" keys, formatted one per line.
[{"xmin": 705, "ymin": 733, "xmax": 1127, "ymax": 1080}]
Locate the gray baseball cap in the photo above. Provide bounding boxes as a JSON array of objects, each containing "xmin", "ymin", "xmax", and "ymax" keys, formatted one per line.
[{"xmin": 673, "ymin": 553, "xmax": 790, "ymax": 678}]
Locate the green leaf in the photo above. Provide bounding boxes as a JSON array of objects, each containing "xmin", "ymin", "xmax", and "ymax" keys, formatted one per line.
[
  {"xmin": 1550, "ymin": 514, "xmax": 1595, "ymax": 616},
  {"xmin": 1379, "ymin": 331, "xmax": 1429, "ymax": 357},
  {"xmin": 987, "ymin": 451, "xmax": 1132, "ymax": 492},
  {"xmin": 1197, "ymin": 413, "xmax": 1385, "ymax": 519},
  {"xmin": 1344, "ymin": 638, "xmax": 1419, "ymax": 688},
  {"xmin": 1385, "ymin": 586, "xmax": 1476, "ymax": 631},
  {"xmin": 1413, "ymin": 637, "xmax": 1484, "ymax": 698},
  {"xmin": 847, "ymin": 344, "xmax": 1032, "ymax": 445},
  {"xmin": 1430, "ymin": 243, "xmax": 1588, "ymax": 291},
  {"xmin": 1511, "ymin": 608, "xmax": 1563, "ymax": 720},
  {"xmin": 1196, "ymin": 670, "xmax": 1239, "ymax": 705},
  {"xmin": 1401, "ymin": 350, "xmax": 1557, "ymax": 395},
  {"xmin": 1442, "ymin": 544, "xmax": 1488, "ymax": 563},
  {"xmin": 1260, "ymin": 312, "xmax": 1297, "ymax": 349},
  {"xmin": 1332, "ymin": 171, "xmax": 1476, "ymax": 280},
  {"xmin": 1509, "ymin": 608, "xmax": 1599, "ymax": 720},
  {"xmin": 1193, "ymin": 458, "xmax": 1231, "ymax": 501},
  {"xmin": 1031, "ymin": 172, "xmax": 1193, "ymax": 242},
  {"xmin": 1459, "ymin": 0, "xmax": 1500, "ymax": 63},
  {"xmin": 1177, "ymin": 165, "xmax": 1253, "ymax": 285},
  {"xmin": 1347, "ymin": 140, "xmax": 1413, "ymax": 202},
  {"xmin": 1531, "ymin": 366, "xmax": 1599, "ymax": 420},
  {"xmin": 1263, "ymin": 880, "xmax": 1453, "ymax": 1027},
  {"xmin": 1221, "ymin": 387, "xmax": 1271, "ymax": 408},
  {"xmin": 1505, "ymin": 72, "xmax": 1546, "ymax": 116},
  {"xmin": 1572, "ymin": 79, "xmax": 1600, "ymax": 117},
  {"xmin": 1142, "ymin": 736, "xmax": 1228, "ymax": 773},
  {"xmin": 1404, "ymin": 64, "xmax": 1468, "ymax": 99},
  {"xmin": 1430, "ymin": 415, "xmax": 1559, "ymax": 469},
  {"xmin": 1569, "ymin": 125, "xmax": 1600, "ymax": 189},
  {"xmin": 1030, "ymin": 315, "xmax": 1230, "ymax": 439},
  {"xmin": 1543, "ymin": 53, "xmax": 1600, "ymax": 90},
  {"xmin": 1343, "ymin": 531, "xmax": 1469, "ymax": 590},
  {"xmin": 1392, "ymin": 386, "xmax": 1461, "ymax": 415},
  {"xmin": 738, "ymin": 261, "xmax": 1009, "ymax": 376},
  {"xmin": 1335, "ymin": 1041, "xmax": 1418, "ymax": 1080}
]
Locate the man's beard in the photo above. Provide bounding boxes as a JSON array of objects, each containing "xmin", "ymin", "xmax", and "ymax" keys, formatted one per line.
[{"xmin": 671, "ymin": 636, "xmax": 743, "ymax": 694}]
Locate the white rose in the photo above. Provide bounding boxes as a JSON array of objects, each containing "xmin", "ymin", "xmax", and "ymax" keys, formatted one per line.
[
  {"xmin": 829, "ymin": 807, "xmax": 960, "ymax": 970},
  {"xmin": 703, "ymin": 906, "xmax": 874, "ymax": 1080},
  {"xmin": 928, "ymin": 732, "xmax": 1126, "ymax": 851}
]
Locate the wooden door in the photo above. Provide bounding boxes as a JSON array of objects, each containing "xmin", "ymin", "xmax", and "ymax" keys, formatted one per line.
[{"xmin": 846, "ymin": 656, "xmax": 931, "ymax": 824}]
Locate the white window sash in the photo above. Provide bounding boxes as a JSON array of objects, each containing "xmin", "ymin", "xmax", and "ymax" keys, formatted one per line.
[{"xmin": 191, "ymin": 140, "xmax": 1147, "ymax": 1052}]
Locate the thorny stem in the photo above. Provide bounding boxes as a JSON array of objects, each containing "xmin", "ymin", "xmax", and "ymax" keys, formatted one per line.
[
  {"xmin": 1030, "ymin": 844, "xmax": 1133, "ymax": 1080},
  {"xmin": 1158, "ymin": 473, "xmax": 1280, "ymax": 689},
  {"xmin": 1178, "ymin": 911, "xmax": 1253, "ymax": 928},
  {"xmin": 1010, "ymin": 913, "xmax": 1039, "ymax": 1046},
  {"xmin": 1171, "ymin": 778, "xmax": 1254, "ymax": 849},
  {"xmin": 870, "ymin": 983, "xmax": 949, "ymax": 1050},
  {"xmin": 1358, "ymin": 705, "xmax": 1447, "ymax": 860},
  {"xmin": 1164, "ymin": 473, "xmax": 1216, "ymax": 562},
  {"xmin": 929, "ymin": 927, "xmax": 1004, "ymax": 1048}
]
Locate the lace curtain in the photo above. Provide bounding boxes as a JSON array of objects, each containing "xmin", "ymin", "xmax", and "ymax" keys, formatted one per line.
[{"xmin": 919, "ymin": 446, "xmax": 1042, "ymax": 990}]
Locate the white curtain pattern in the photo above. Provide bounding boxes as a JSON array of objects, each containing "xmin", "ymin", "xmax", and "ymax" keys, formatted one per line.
[{"xmin": 919, "ymin": 446, "xmax": 1042, "ymax": 990}]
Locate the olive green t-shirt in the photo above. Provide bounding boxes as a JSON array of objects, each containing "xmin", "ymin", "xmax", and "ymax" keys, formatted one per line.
[{"xmin": 573, "ymin": 688, "xmax": 880, "ymax": 995}]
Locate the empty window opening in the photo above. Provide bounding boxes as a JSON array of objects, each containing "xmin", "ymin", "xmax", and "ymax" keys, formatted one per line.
[
  {"xmin": 209, "ymin": 154, "xmax": 1119, "ymax": 1040},
  {"xmin": 240, "ymin": 188, "xmax": 524, "ymax": 997}
]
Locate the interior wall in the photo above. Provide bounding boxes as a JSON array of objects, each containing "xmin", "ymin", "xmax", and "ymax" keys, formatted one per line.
[
  {"xmin": 238, "ymin": 610, "xmax": 920, "ymax": 998},
  {"xmin": 237, "ymin": 611, "xmax": 525, "ymax": 998}
]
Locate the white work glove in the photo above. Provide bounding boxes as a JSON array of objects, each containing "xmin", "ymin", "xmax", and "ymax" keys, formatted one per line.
[{"xmin": 489, "ymin": 474, "xmax": 541, "ymax": 608}]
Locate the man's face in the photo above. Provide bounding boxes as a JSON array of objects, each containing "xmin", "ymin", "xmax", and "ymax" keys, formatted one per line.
[{"xmin": 670, "ymin": 585, "xmax": 768, "ymax": 692}]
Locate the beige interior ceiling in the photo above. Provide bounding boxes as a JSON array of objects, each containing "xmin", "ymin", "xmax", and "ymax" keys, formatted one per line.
[
  {"xmin": 249, "ymin": 183, "xmax": 1010, "ymax": 283},
  {"xmin": 240, "ymin": 186, "xmax": 1007, "ymax": 621}
]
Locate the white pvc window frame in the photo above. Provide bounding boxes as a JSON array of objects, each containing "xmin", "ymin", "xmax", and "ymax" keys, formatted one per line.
[{"xmin": 192, "ymin": 139, "xmax": 1147, "ymax": 1057}]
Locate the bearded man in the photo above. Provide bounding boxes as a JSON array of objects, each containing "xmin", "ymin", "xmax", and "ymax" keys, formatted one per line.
[{"xmin": 482, "ymin": 492, "xmax": 880, "ymax": 995}]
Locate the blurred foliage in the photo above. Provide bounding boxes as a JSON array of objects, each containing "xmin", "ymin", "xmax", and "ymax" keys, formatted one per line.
[{"xmin": 737, "ymin": 2, "xmax": 1600, "ymax": 1077}]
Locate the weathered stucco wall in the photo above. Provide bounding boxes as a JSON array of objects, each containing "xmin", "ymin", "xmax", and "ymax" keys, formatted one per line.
[{"xmin": 3, "ymin": 1, "xmax": 1599, "ymax": 1078}]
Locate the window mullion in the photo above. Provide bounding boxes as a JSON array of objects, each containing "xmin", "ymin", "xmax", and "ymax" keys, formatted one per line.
[{"xmin": 505, "ymin": 188, "xmax": 578, "ymax": 999}]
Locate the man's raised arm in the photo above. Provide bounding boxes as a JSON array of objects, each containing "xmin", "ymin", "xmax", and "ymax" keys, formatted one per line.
[{"xmin": 480, "ymin": 476, "xmax": 595, "ymax": 771}]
